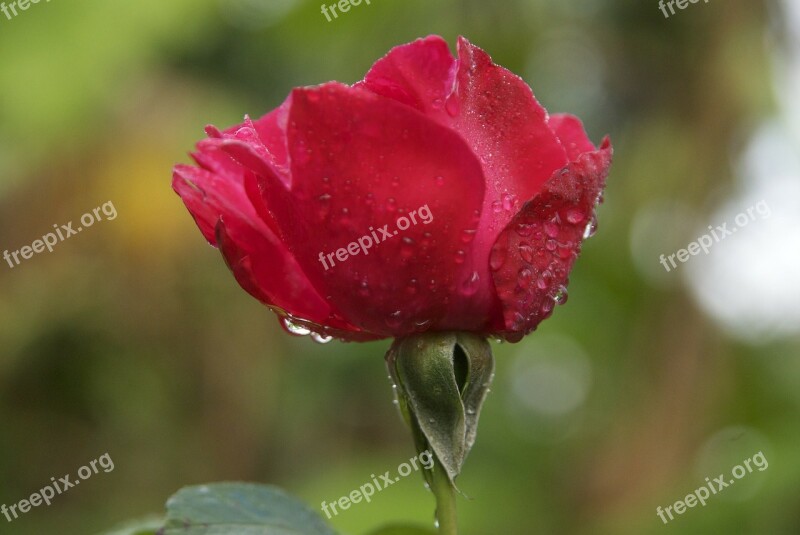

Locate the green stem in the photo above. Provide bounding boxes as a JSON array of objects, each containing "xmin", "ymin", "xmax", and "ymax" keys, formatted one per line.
[{"xmin": 430, "ymin": 458, "xmax": 458, "ymax": 535}]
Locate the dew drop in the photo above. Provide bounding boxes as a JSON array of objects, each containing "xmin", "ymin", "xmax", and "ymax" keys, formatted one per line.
[
  {"xmin": 552, "ymin": 285, "xmax": 569, "ymax": 305},
  {"xmin": 386, "ymin": 311, "xmax": 403, "ymax": 329},
  {"xmin": 518, "ymin": 268, "xmax": 533, "ymax": 289},
  {"xmin": 565, "ymin": 208, "xmax": 585, "ymax": 225},
  {"xmin": 536, "ymin": 270, "xmax": 553, "ymax": 290},
  {"xmin": 406, "ymin": 278, "xmax": 418, "ymax": 295},
  {"xmin": 491, "ymin": 200, "xmax": 503, "ymax": 213},
  {"xmin": 461, "ymin": 229, "xmax": 477, "ymax": 244},
  {"xmin": 490, "ymin": 241, "xmax": 508, "ymax": 271},
  {"xmin": 414, "ymin": 319, "xmax": 432, "ymax": 331},
  {"xmin": 454, "ymin": 249, "xmax": 466, "ymax": 264},
  {"xmin": 317, "ymin": 193, "xmax": 331, "ymax": 219},
  {"xmin": 502, "ymin": 193, "xmax": 517, "ymax": 211},
  {"xmin": 583, "ymin": 213, "xmax": 598, "ymax": 239},
  {"xmin": 435, "ymin": 175, "xmax": 445, "ymax": 186},
  {"xmin": 311, "ymin": 332, "xmax": 333, "ymax": 344},
  {"xmin": 281, "ymin": 316, "xmax": 311, "ymax": 336},
  {"xmin": 386, "ymin": 197, "xmax": 398, "ymax": 213},
  {"xmin": 515, "ymin": 223, "xmax": 534, "ymax": 237},
  {"xmin": 545, "ymin": 239, "xmax": 558, "ymax": 252},
  {"xmin": 358, "ymin": 279, "xmax": 370, "ymax": 297},
  {"xmin": 400, "ymin": 237, "xmax": 416, "ymax": 260},
  {"xmin": 445, "ymin": 94, "xmax": 460, "ymax": 117},
  {"xmin": 544, "ymin": 220, "xmax": 560, "ymax": 238},
  {"xmin": 518, "ymin": 242, "xmax": 534, "ymax": 264},
  {"xmin": 461, "ymin": 271, "xmax": 480, "ymax": 296}
]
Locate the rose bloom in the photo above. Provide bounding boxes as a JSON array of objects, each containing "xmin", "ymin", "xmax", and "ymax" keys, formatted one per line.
[{"xmin": 173, "ymin": 35, "xmax": 612, "ymax": 343}]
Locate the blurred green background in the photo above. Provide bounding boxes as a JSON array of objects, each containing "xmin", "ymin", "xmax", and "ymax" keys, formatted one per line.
[{"xmin": 1, "ymin": 0, "xmax": 798, "ymax": 533}]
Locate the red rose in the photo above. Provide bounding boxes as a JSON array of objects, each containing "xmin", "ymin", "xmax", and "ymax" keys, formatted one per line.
[{"xmin": 173, "ymin": 35, "xmax": 612, "ymax": 343}]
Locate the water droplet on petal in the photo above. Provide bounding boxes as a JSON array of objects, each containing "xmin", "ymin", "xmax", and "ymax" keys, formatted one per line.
[
  {"xmin": 537, "ymin": 270, "xmax": 553, "ymax": 290},
  {"xmin": 281, "ymin": 316, "xmax": 311, "ymax": 336},
  {"xmin": 386, "ymin": 198, "xmax": 398, "ymax": 213},
  {"xmin": 461, "ymin": 271, "xmax": 480, "ymax": 296},
  {"xmin": 406, "ymin": 278, "xmax": 418, "ymax": 295},
  {"xmin": 386, "ymin": 311, "xmax": 403, "ymax": 329},
  {"xmin": 518, "ymin": 268, "xmax": 533, "ymax": 289},
  {"xmin": 490, "ymin": 241, "xmax": 508, "ymax": 271},
  {"xmin": 544, "ymin": 220, "xmax": 560, "ymax": 238},
  {"xmin": 583, "ymin": 213, "xmax": 598, "ymax": 239},
  {"xmin": 552, "ymin": 285, "xmax": 569, "ymax": 305},
  {"xmin": 545, "ymin": 239, "xmax": 558, "ymax": 251},
  {"xmin": 445, "ymin": 93, "xmax": 460, "ymax": 117},
  {"xmin": 358, "ymin": 279, "xmax": 370, "ymax": 297},
  {"xmin": 461, "ymin": 229, "xmax": 477, "ymax": 243},
  {"xmin": 454, "ymin": 249, "xmax": 466, "ymax": 264},
  {"xmin": 515, "ymin": 223, "xmax": 534, "ymax": 237},
  {"xmin": 311, "ymin": 332, "xmax": 333, "ymax": 344},
  {"xmin": 492, "ymin": 200, "xmax": 503, "ymax": 213},
  {"xmin": 435, "ymin": 175, "xmax": 445, "ymax": 186},
  {"xmin": 317, "ymin": 193, "xmax": 331, "ymax": 219},
  {"xmin": 518, "ymin": 242, "xmax": 534, "ymax": 264},
  {"xmin": 566, "ymin": 208, "xmax": 585, "ymax": 224},
  {"xmin": 502, "ymin": 193, "xmax": 518, "ymax": 211},
  {"xmin": 400, "ymin": 237, "xmax": 416, "ymax": 260},
  {"xmin": 414, "ymin": 318, "xmax": 432, "ymax": 331}
]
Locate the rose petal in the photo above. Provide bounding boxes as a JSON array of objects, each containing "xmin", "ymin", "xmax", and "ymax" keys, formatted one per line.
[
  {"xmin": 488, "ymin": 140, "xmax": 612, "ymax": 338},
  {"xmin": 173, "ymin": 157, "xmax": 368, "ymax": 338},
  {"xmin": 248, "ymin": 82, "xmax": 488, "ymax": 336},
  {"xmin": 549, "ymin": 113, "xmax": 597, "ymax": 160}
]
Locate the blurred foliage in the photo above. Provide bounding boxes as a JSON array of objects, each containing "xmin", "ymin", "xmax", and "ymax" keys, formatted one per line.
[{"xmin": 0, "ymin": 0, "xmax": 798, "ymax": 534}]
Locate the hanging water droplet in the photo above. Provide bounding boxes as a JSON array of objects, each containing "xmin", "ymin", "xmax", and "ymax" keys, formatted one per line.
[
  {"xmin": 281, "ymin": 316, "xmax": 311, "ymax": 336},
  {"xmin": 552, "ymin": 285, "xmax": 569, "ymax": 305},
  {"xmin": 311, "ymin": 332, "xmax": 333, "ymax": 344},
  {"xmin": 583, "ymin": 213, "xmax": 598, "ymax": 239}
]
